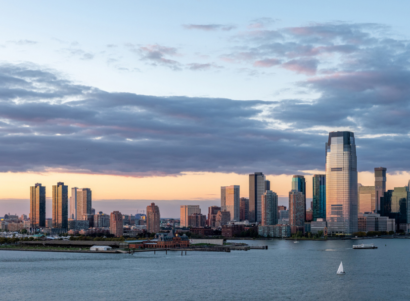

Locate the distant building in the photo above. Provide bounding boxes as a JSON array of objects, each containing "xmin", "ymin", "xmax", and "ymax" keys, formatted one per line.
[
  {"xmin": 380, "ymin": 187, "xmax": 410, "ymax": 230},
  {"xmin": 77, "ymin": 188, "xmax": 92, "ymax": 219},
  {"xmin": 68, "ymin": 219, "xmax": 89, "ymax": 230},
  {"xmin": 292, "ymin": 175, "xmax": 306, "ymax": 221},
  {"xmin": 46, "ymin": 219, "xmax": 53, "ymax": 228},
  {"xmin": 358, "ymin": 213, "xmax": 395, "ymax": 233},
  {"xmin": 52, "ymin": 182, "xmax": 68, "ymax": 229},
  {"xmin": 249, "ymin": 172, "xmax": 266, "ymax": 223},
  {"xmin": 261, "ymin": 190, "xmax": 278, "ymax": 226},
  {"xmin": 70, "ymin": 187, "xmax": 78, "ymax": 220},
  {"xmin": 279, "ymin": 210, "xmax": 289, "ymax": 220},
  {"xmin": 306, "ymin": 209, "xmax": 313, "ymax": 222},
  {"xmin": 110, "ymin": 211, "xmax": 123, "ymax": 237},
  {"xmin": 258, "ymin": 224, "xmax": 291, "ymax": 238},
  {"xmin": 30, "ymin": 183, "xmax": 46, "ymax": 228},
  {"xmin": 359, "ymin": 185, "xmax": 376, "ymax": 214},
  {"xmin": 326, "ymin": 131, "xmax": 358, "ymax": 235},
  {"xmin": 188, "ymin": 213, "xmax": 206, "ymax": 227},
  {"xmin": 94, "ymin": 212, "xmax": 110, "ymax": 227},
  {"xmin": 289, "ymin": 190, "xmax": 305, "ymax": 234},
  {"xmin": 147, "ymin": 203, "xmax": 160, "ymax": 233},
  {"xmin": 265, "ymin": 180, "xmax": 271, "ymax": 191},
  {"xmin": 207, "ymin": 206, "xmax": 221, "ymax": 228},
  {"xmin": 221, "ymin": 185, "xmax": 240, "ymax": 221},
  {"xmin": 311, "ymin": 219, "xmax": 327, "ymax": 234},
  {"xmin": 215, "ymin": 211, "xmax": 230, "ymax": 227},
  {"xmin": 312, "ymin": 175, "xmax": 326, "ymax": 221},
  {"xmin": 180, "ymin": 205, "xmax": 201, "ymax": 228},
  {"xmin": 239, "ymin": 198, "xmax": 249, "ymax": 221},
  {"xmin": 375, "ymin": 167, "xmax": 387, "ymax": 213}
]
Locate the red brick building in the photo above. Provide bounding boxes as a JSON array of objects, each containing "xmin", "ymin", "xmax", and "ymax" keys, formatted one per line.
[{"xmin": 110, "ymin": 211, "xmax": 123, "ymax": 237}]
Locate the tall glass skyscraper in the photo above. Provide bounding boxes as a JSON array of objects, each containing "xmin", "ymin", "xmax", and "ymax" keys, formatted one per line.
[
  {"xmin": 312, "ymin": 175, "xmax": 326, "ymax": 221},
  {"xmin": 221, "ymin": 185, "xmax": 240, "ymax": 221},
  {"xmin": 292, "ymin": 175, "xmax": 306, "ymax": 221},
  {"xmin": 52, "ymin": 182, "xmax": 68, "ymax": 229},
  {"xmin": 30, "ymin": 183, "xmax": 46, "ymax": 229},
  {"xmin": 375, "ymin": 167, "xmax": 386, "ymax": 213},
  {"xmin": 249, "ymin": 172, "xmax": 266, "ymax": 223},
  {"xmin": 326, "ymin": 131, "xmax": 358, "ymax": 234}
]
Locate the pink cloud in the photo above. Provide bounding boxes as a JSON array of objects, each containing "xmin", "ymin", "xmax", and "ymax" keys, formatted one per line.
[
  {"xmin": 253, "ymin": 58, "xmax": 281, "ymax": 68},
  {"xmin": 282, "ymin": 59, "xmax": 318, "ymax": 75}
]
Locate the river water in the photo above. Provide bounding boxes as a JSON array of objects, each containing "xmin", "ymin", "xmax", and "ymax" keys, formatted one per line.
[{"xmin": 0, "ymin": 239, "xmax": 409, "ymax": 300}]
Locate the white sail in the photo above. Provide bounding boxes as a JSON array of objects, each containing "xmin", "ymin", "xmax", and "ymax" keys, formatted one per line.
[{"xmin": 337, "ymin": 262, "xmax": 344, "ymax": 274}]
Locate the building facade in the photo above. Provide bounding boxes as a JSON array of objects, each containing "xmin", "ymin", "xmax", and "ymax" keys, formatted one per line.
[
  {"xmin": 249, "ymin": 172, "xmax": 266, "ymax": 223},
  {"xmin": 221, "ymin": 185, "xmax": 240, "ymax": 221},
  {"xmin": 375, "ymin": 167, "xmax": 387, "ymax": 213},
  {"xmin": 30, "ymin": 183, "xmax": 46, "ymax": 228},
  {"xmin": 94, "ymin": 212, "xmax": 110, "ymax": 227},
  {"xmin": 110, "ymin": 211, "xmax": 123, "ymax": 237},
  {"xmin": 180, "ymin": 205, "xmax": 201, "ymax": 228},
  {"xmin": 289, "ymin": 190, "xmax": 305, "ymax": 234},
  {"xmin": 292, "ymin": 175, "xmax": 306, "ymax": 221},
  {"xmin": 261, "ymin": 190, "xmax": 278, "ymax": 226},
  {"xmin": 312, "ymin": 175, "xmax": 326, "ymax": 221},
  {"xmin": 207, "ymin": 206, "xmax": 221, "ymax": 228},
  {"xmin": 258, "ymin": 224, "xmax": 291, "ymax": 238},
  {"xmin": 358, "ymin": 185, "xmax": 376, "ymax": 214},
  {"xmin": 147, "ymin": 203, "xmax": 161, "ymax": 233},
  {"xmin": 70, "ymin": 187, "xmax": 78, "ymax": 220},
  {"xmin": 265, "ymin": 180, "xmax": 270, "ymax": 191},
  {"xmin": 380, "ymin": 187, "xmax": 410, "ymax": 230},
  {"xmin": 239, "ymin": 197, "xmax": 249, "ymax": 221},
  {"xmin": 325, "ymin": 131, "xmax": 358, "ymax": 234},
  {"xmin": 188, "ymin": 213, "xmax": 206, "ymax": 227},
  {"xmin": 52, "ymin": 182, "xmax": 68, "ymax": 229},
  {"xmin": 77, "ymin": 188, "xmax": 92, "ymax": 219},
  {"xmin": 215, "ymin": 211, "xmax": 230, "ymax": 227}
]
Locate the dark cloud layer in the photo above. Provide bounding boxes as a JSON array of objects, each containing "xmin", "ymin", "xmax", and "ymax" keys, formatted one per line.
[{"xmin": 1, "ymin": 22, "xmax": 410, "ymax": 177}]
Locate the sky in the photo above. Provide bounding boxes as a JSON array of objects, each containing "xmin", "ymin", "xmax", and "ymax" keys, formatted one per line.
[{"xmin": 1, "ymin": 1, "xmax": 410, "ymax": 217}]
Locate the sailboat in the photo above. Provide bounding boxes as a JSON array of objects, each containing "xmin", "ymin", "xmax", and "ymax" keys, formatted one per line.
[{"xmin": 337, "ymin": 262, "xmax": 345, "ymax": 275}]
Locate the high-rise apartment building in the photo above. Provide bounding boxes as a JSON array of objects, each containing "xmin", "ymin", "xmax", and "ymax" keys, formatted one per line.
[
  {"xmin": 221, "ymin": 185, "xmax": 240, "ymax": 221},
  {"xmin": 52, "ymin": 182, "xmax": 68, "ymax": 229},
  {"xmin": 292, "ymin": 175, "xmax": 306, "ymax": 221},
  {"xmin": 289, "ymin": 190, "xmax": 305, "ymax": 233},
  {"xmin": 94, "ymin": 212, "xmax": 110, "ymax": 227},
  {"xmin": 261, "ymin": 190, "xmax": 278, "ymax": 226},
  {"xmin": 188, "ymin": 213, "xmax": 206, "ymax": 227},
  {"xmin": 110, "ymin": 211, "xmax": 123, "ymax": 237},
  {"xmin": 249, "ymin": 172, "xmax": 266, "ymax": 223},
  {"xmin": 326, "ymin": 131, "xmax": 358, "ymax": 234},
  {"xmin": 358, "ymin": 185, "xmax": 376, "ymax": 214},
  {"xmin": 180, "ymin": 205, "xmax": 201, "ymax": 227},
  {"xmin": 312, "ymin": 175, "xmax": 326, "ymax": 221},
  {"xmin": 215, "ymin": 211, "xmax": 230, "ymax": 227},
  {"xmin": 208, "ymin": 206, "xmax": 221, "ymax": 227},
  {"xmin": 70, "ymin": 187, "xmax": 78, "ymax": 220},
  {"xmin": 375, "ymin": 167, "xmax": 387, "ymax": 213},
  {"xmin": 30, "ymin": 183, "xmax": 46, "ymax": 228},
  {"xmin": 77, "ymin": 188, "xmax": 92, "ymax": 219},
  {"xmin": 239, "ymin": 198, "xmax": 249, "ymax": 221},
  {"xmin": 147, "ymin": 203, "xmax": 160, "ymax": 233},
  {"xmin": 265, "ymin": 180, "xmax": 271, "ymax": 191}
]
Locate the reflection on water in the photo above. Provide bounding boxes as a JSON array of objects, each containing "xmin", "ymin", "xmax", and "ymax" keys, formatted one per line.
[{"xmin": 0, "ymin": 239, "xmax": 409, "ymax": 301}]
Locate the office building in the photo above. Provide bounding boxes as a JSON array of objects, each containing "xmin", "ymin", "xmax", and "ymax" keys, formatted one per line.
[
  {"xmin": 261, "ymin": 190, "xmax": 278, "ymax": 226},
  {"xmin": 289, "ymin": 190, "xmax": 305, "ymax": 234},
  {"xmin": 221, "ymin": 185, "xmax": 240, "ymax": 221},
  {"xmin": 77, "ymin": 188, "xmax": 92, "ymax": 219},
  {"xmin": 306, "ymin": 209, "xmax": 313, "ymax": 222},
  {"xmin": 208, "ymin": 206, "xmax": 221, "ymax": 227},
  {"xmin": 30, "ymin": 183, "xmax": 46, "ymax": 228},
  {"xmin": 110, "ymin": 211, "xmax": 123, "ymax": 237},
  {"xmin": 375, "ymin": 167, "xmax": 387, "ymax": 213},
  {"xmin": 292, "ymin": 175, "xmax": 306, "ymax": 221},
  {"xmin": 180, "ymin": 205, "xmax": 201, "ymax": 228},
  {"xmin": 249, "ymin": 172, "xmax": 266, "ymax": 223},
  {"xmin": 358, "ymin": 213, "xmax": 395, "ymax": 233},
  {"xmin": 326, "ymin": 131, "xmax": 358, "ymax": 234},
  {"xmin": 52, "ymin": 182, "xmax": 68, "ymax": 229},
  {"xmin": 258, "ymin": 224, "xmax": 291, "ymax": 238},
  {"xmin": 240, "ymin": 198, "xmax": 249, "ymax": 221},
  {"xmin": 311, "ymin": 219, "xmax": 327, "ymax": 234},
  {"xmin": 188, "ymin": 213, "xmax": 206, "ymax": 227},
  {"xmin": 380, "ymin": 187, "xmax": 410, "ymax": 230},
  {"xmin": 70, "ymin": 187, "xmax": 78, "ymax": 220},
  {"xmin": 94, "ymin": 212, "xmax": 110, "ymax": 227},
  {"xmin": 358, "ymin": 185, "xmax": 376, "ymax": 214},
  {"xmin": 265, "ymin": 180, "xmax": 270, "ymax": 191},
  {"xmin": 312, "ymin": 175, "xmax": 326, "ymax": 221},
  {"xmin": 215, "ymin": 211, "xmax": 231, "ymax": 227},
  {"xmin": 147, "ymin": 203, "xmax": 160, "ymax": 233},
  {"xmin": 279, "ymin": 209, "xmax": 289, "ymax": 220}
]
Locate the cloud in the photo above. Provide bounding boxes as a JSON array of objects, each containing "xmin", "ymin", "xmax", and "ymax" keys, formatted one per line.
[
  {"xmin": 183, "ymin": 24, "xmax": 236, "ymax": 31},
  {"xmin": 282, "ymin": 58, "xmax": 319, "ymax": 75},
  {"xmin": 62, "ymin": 48, "xmax": 95, "ymax": 60},
  {"xmin": 248, "ymin": 18, "xmax": 277, "ymax": 29},
  {"xmin": 127, "ymin": 44, "xmax": 182, "ymax": 70},
  {"xmin": 253, "ymin": 58, "xmax": 281, "ymax": 68},
  {"xmin": 187, "ymin": 63, "xmax": 222, "ymax": 71},
  {"xmin": 8, "ymin": 40, "xmax": 37, "ymax": 46}
]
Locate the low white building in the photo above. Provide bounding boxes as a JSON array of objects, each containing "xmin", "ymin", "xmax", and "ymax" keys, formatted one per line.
[{"xmin": 90, "ymin": 245, "xmax": 112, "ymax": 251}]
